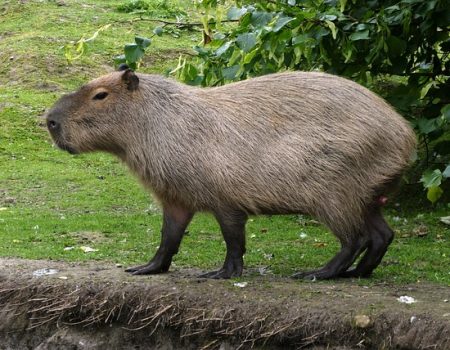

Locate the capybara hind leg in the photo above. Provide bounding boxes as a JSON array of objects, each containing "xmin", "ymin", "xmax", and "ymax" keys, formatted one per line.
[
  {"xmin": 340, "ymin": 209, "xmax": 393, "ymax": 278},
  {"xmin": 199, "ymin": 210, "xmax": 247, "ymax": 279},
  {"xmin": 292, "ymin": 236, "xmax": 365, "ymax": 280},
  {"xmin": 126, "ymin": 205, "xmax": 193, "ymax": 275}
]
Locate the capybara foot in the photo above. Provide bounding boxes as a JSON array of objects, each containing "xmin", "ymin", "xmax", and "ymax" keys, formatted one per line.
[
  {"xmin": 125, "ymin": 262, "xmax": 169, "ymax": 275},
  {"xmin": 199, "ymin": 255, "xmax": 243, "ymax": 279}
]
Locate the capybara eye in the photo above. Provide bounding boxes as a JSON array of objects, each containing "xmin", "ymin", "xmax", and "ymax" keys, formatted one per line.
[{"xmin": 93, "ymin": 91, "xmax": 108, "ymax": 100}]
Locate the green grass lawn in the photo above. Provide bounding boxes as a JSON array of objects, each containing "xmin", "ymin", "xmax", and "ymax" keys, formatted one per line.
[{"xmin": 0, "ymin": 0, "xmax": 449, "ymax": 285}]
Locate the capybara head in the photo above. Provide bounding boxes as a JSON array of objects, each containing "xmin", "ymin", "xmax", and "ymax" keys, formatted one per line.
[{"xmin": 46, "ymin": 69, "xmax": 139, "ymax": 155}]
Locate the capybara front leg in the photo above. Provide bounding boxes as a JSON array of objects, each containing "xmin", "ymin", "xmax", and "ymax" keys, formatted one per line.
[
  {"xmin": 126, "ymin": 205, "xmax": 193, "ymax": 275},
  {"xmin": 199, "ymin": 209, "xmax": 247, "ymax": 279}
]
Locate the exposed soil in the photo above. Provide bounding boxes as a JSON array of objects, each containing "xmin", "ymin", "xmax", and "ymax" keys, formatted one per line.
[{"xmin": 0, "ymin": 258, "xmax": 449, "ymax": 349}]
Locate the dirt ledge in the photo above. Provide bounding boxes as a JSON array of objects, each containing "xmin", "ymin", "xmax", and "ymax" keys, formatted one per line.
[{"xmin": 0, "ymin": 258, "xmax": 449, "ymax": 349}]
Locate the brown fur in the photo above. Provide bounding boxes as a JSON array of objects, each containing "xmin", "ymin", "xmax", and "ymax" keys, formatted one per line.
[{"xmin": 47, "ymin": 70, "xmax": 416, "ymax": 276}]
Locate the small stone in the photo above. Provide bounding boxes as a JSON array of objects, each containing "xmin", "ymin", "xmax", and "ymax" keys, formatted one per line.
[
  {"xmin": 233, "ymin": 282, "xmax": 248, "ymax": 288},
  {"xmin": 413, "ymin": 225, "xmax": 428, "ymax": 237},
  {"xmin": 80, "ymin": 246, "xmax": 98, "ymax": 253},
  {"xmin": 263, "ymin": 253, "xmax": 274, "ymax": 260},
  {"xmin": 397, "ymin": 296, "xmax": 416, "ymax": 304},
  {"xmin": 354, "ymin": 315, "xmax": 371, "ymax": 328},
  {"xmin": 299, "ymin": 232, "xmax": 308, "ymax": 239}
]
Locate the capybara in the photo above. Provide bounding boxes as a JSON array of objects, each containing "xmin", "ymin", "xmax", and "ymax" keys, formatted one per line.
[{"xmin": 46, "ymin": 67, "xmax": 416, "ymax": 279}]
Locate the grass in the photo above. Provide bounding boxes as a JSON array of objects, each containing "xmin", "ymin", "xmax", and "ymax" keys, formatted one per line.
[{"xmin": 0, "ymin": 0, "xmax": 449, "ymax": 286}]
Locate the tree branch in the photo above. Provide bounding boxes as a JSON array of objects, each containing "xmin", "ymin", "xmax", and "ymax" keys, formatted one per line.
[
  {"xmin": 376, "ymin": 70, "xmax": 447, "ymax": 78},
  {"xmin": 114, "ymin": 16, "xmax": 239, "ymax": 29}
]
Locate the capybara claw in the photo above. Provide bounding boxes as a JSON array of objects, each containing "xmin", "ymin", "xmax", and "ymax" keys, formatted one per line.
[
  {"xmin": 125, "ymin": 264, "xmax": 147, "ymax": 273},
  {"xmin": 291, "ymin": 271, "xmax": 317, "ymax": 281},
  {"xmin": 292, "ymin": 269, "xmax": 337, "ymax": 281},
  {"xmin": 125, "ymin": 267, "xmax": 139, "ymax": 273},
  {"xmin": 198, "ymin": 268, "xmax": 236, "ymax": 279}
]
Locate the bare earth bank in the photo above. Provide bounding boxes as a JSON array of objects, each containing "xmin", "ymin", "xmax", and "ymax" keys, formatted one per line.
[{"xmin": 0, "ymin": 258, "xmax": 449, "ymax": 349}]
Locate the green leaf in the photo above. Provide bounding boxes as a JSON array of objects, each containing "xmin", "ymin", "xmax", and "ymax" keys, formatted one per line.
[
  {"xmin": 113, "ymin": 54, "xmax": 126, "ymax": 65},
  {"xmin": 227, "ymin": 6, "xmax": 247, "ymax": 20},
  {"xmin": 292, "ymin": 34, "xmax": 311, "ymax": 45},
  {"xmin": 325, "ymin": 20, "xmax": 337, "ymax": 39},
  {"xmin": 443, "ymin": 165, "xmax": 450, "ymax": 178},
  {"xmin": 213, "ymin": 33, "xmax": 226, "ymax": 40},
  {"xmin": 180, "ymin": 63, "xmax": 198, "ymax": 83},
  {"xmin": 222, "ymin": 65, "xmax": 240, "ymax": 80},
  {"xmin": 349, "ymin": 30, "xmax": 369, "ymax": 41},
  {"xmin": 243, "ymin": 49, "xmax": 258, "ymax": 64},
  {"xmin": 236, "ymin": 32, "xmax": 257, "ymax": 53},
  {"xmin": 193, "ymin": 45, "xmax": 209, "ymax": 57},
  {"xmin": 417, "ymin": 117, "xmax": 440, "ymax": 134},
  {"xmin": 127, "ymin": 62, "xmax": 137, "ymax": 70},
  {"xmin": 356, "ymin": 23, "xmax": 367, "ymax": 31},
  {"xmin": 288, "ymin": 0, "xmax": 296, "ymax": 5},
  {"xmin": 420, "ymin": 169, "xmax": 442, "ymax": 188},
  {"xmin": 427, "ymin": 186, "xmax": 443, "ymax": 203},
  {"xmin": 228, "ymin": 47, "xmax": 242, "ymax": 65},
  {"xmin": 339, "ymin": 0, "xmax": 347, "ymax": 12},
  {"xmin": 135, "ymin": 36, "xmax": 151, "ymax": 48},
  {"xmin": 153, "ymin": 27, "xmax": 164, "ymax": 36},
  {"xmin": 215, "ymin": 41, "xmax": 232, "ymax": 57},
  {"xmin": 321, "ymin": 15, "xmax": 337, "ymax": 21},
  {"xmin": 386, "ymin": 84, "xmax": 421, "ymax": 112},
  {"xmin": 342, "ymin": 41, "xmax": 354, "ymax": 62},
  {"xmin": 420, "ymin": 81, "xmax": 435, "ymax": 99},
  {"xmin": 312, "ymin": 27, "xmax": 329, "ymax": 39},
  {"xmin": 124, "ymin": 43, "xmax": 145, "ymax": 63},
  {"xmin": 239, "ymin": 12, "xmax": 252, "ymax": 28},
  {"xmin": 273, "ymin": 15, "xmax": 294, "ymax": 32},
  {"xmin": 441, "ymin": 104, "xmax": 450, "ymax": 122},
  {"xmin": 251, "ymin": 11, "xmax": 273, "ymax": 28}
]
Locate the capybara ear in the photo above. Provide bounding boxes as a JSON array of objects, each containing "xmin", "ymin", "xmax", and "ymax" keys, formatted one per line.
[
  {"xmin": 122, "ymin": 69, "xmax": 139, "ymax": 91},
  {"xmin": 117, "ymin": 63, "xmax": 129, "ymax": 71}
]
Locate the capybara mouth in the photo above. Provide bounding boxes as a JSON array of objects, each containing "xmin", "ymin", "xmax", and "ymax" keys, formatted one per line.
[{"xmin": 54, "ymin": 140, "xmax": 79, "ymax": 155}]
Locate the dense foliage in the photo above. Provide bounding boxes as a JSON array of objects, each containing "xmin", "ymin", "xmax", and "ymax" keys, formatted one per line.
[{"xmin": 169, "ymin": 0, "xmax": 449, "ymax": 203}]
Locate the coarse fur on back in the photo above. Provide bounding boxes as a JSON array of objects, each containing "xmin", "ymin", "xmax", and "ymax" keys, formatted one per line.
[{"xmin": 46, "ymin": 70, "xmax": 416, "ymax": 279}]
